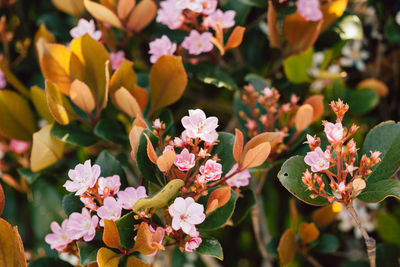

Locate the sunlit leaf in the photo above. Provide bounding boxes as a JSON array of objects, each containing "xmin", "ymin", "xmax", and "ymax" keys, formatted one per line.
[
  {"xmin": 304, "ymin": 95, "xmax": 324, "ymax": 122},
  {"xmin": 97, "ymin": 247, "xmax": 121, "ymax": 267},
  {"xmin": 84, "ymin": 0, "xmax": 123, "ymax": 29},
  {"xmin": 51, "ymin": 0, "xmax": 84, "ymax": 16},
  {"xmin": 117, "ymin": 0, "xmax": 136, "ymax": 20},
  {"xmin": 30, "ymin": 86, "xmax": 54, "ymax": 123},
  {"xmin": 103, "ymin": 220, "xmax": 122, "ymax": 250},
  {"xmin": 0, "ymin": 218, "xmax": 27, "ymax": 267},
  {"xmin": 295, "ymin": 104, "xmax": 314, "ymax": 132},
  {"xmin": 70, "ymin": 79, "xmax": 96, "ymax": 114},
  {"xmin": 45, "ymin": 80, "xmax": 76, "ymax": 125},
  {"xmin": 320, "ymin": 0, "xmax": 348, "ymax": 32},
  {"xmin": 195, "ymin": 236, "xmax": 223, "ymax": 260},
  {"xmin": 283, "ymin": 47, "xmax": 313, "ymax": 83},
  {"xmin": 132, "ymin": 222, "xmax": 164, "ymax": 255},
  {"xmin": 126, "ymin": 0, "xmax": 157, "ymax": 32},
  {"xmin": 157, "ymin": 150, "xmax": 176, "ymax": 172},
  {"xmin": 224, "ymin": 26, "xmax": 245, "ymax": 51},
  {"xmin": 114, "ymin": 87, "xmax": 142, "ymax": 118},
  {"xmin": 126, "ymin": 256, "xmax": 149, "ymax": 267}
]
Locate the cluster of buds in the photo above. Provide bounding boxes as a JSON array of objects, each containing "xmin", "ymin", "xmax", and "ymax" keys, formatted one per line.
[
  {"xmin": 239, "ymin": 83, "xmax": 323, "ymax": 159},
  {"xmin": 302, "ymin": 100, "xmax": 381, "ymax": 204}
]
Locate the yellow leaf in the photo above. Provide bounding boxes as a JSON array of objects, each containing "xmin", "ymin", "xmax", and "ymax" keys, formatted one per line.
[
  {"xmin": 0, "ymin": 184, "xmax": 4, "ymax": 216},
  {"xmin": 97, "ymin": 247, "xmax": 121, "ymax": 267},
  {"xmin": 117, "ymin": 0, "xmax": 136, "ymax": 20},
  {"xmin": 45, "ymin": 80, "xmax": 75, "ymax": 125},
  {"xmin": 224, "ymin": 26, "xmax": 245, "ymax": 51},
  {"xmin": 110, "ymin": 60, "xmax": 137, "ymax": 94},
  {"xmin": 149, "ymin": 55, "xmax": 187, "ymax": 114},
  {"xmin": 126, "ymin": 256, "xmax": 150, "ymax": 267},
  {"xmin": 36, "ymin": 40, "xmax": 85, "ymax": 95},
  {"xmin": 0, "ymin": 90, "xmax": 36, "ymax": 141},
  {"xmin": 31, "ymin": 86, "xmax": 54, "ymax": 123},
  {"xmin": 157, "ymin": 150, "xmax": 176, "ymax": 172},
  {"xmin": 70, "ymin": 34, "xmax": 110, "ymax": 107},
  {"xmin": 206, "ymin": 187, "xmax": 231, "ymax": 215},
  {"xmin": 51, "ymin": 0, "xmax": 84, "ymax": 16},
  {"xmin": 0, "ymin": 60, "xmax": 30, "ymax": 98},
  {"xmin": 129, "ymin": 117, "xmax": 148, "ymax": 160},
  {"xmin": 132, "ymin": 222, "xmax": 164, "ymax": 255},
  {"xmin": 34, "ymin": 25, "xmax": 55, "ymax": 58},
  {"xmin": 84, "ymin": 0, "xmax": 123, "ymax": 29},
  {"xmin": 126, "ymin": 0, "xmax": 157, "ymax": 32},
  {"xmin": 295, "ymin": 104, "xmax": 314, "ymax": 132},
  {"xmin": 114, "ymin": 87, "xmax": 142, "ymax": 118},
  {"xmin": 312, "ymin": 204, "xmax": 340, "ymax": 227},
  {"xmin": 103, "ymin": 220, "xmax": 122, "ymax": 250},
  {"xmin": 277, "ymin": 229, "xmax": 298, "ymax": 265},
  {"xmin": 134, "ymin": 179, "xmax": 184, "ymax": 211},
  {"xmin": 0, "ymin": 218, "xmax": 27, "ymax": 267},
  {"xmin": 304, "ymin": 95, "xmax": 324, "ymax": 122},
  {"xmin": 241, "ymin": 142, "xmax": 271, "ymax": 169},
  {"xmin": 357, "ymin": 78, "xmax": 389, "ymax": 97},
  {"xmin": 30, "ymin": 124, "xmax": 65, "ymax": 172},
  {"xmin": 299, "ymin": 222, "xmax": 319, "ymax": 244},
  {"xmin": 320, "ymin": 0, "xmax": 348, "ymax": 32},
  {"xmin": 70, "ymin": 79, "xmax": 96, "ymax": 114}
]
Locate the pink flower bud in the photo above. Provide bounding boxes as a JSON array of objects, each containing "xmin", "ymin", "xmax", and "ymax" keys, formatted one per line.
[{"xmin": 324, "ymin": 122, "xmax": 344, "ymax": 143}]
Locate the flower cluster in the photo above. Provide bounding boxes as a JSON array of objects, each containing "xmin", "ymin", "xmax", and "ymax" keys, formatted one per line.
[
  {"xmin": 302, "ymin": 100, "xmax": 381, "ymax": 204},
  {"xmin": 149, "ymin": 0, "xmax": 237, "ymax": 62}
]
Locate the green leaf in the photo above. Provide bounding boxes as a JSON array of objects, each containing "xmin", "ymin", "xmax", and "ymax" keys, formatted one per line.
[
  {"xmin": 278, "ymin": 156, "xmax": 329, "ymax": 206},
  {"xmin": 376, "ymin": 212, "xmax": 400, "ymax": 246},
  {"xmin": 346, "ymin": 89, "xmax": 378, "ymax": 115},
  {"xmin": 211, "ymin": 132, "xmax": 235, "ymax": 176},
  {"xmin": 231, "ymin": 188, "xmax": 256, "ymax": 225},
  {"xmin": 62, "ymin": 193, "xmax": 84, "ymax": 216},
  {"xmin": 313, "ymin": 234, "xmax": 339, "ymax": 254},
  {"xmin": 95, "ymin": 150, "xmax": 128, "ymax": 188},
  {"xmin": 376, "ymin": 243, "xmax": 400, "ymax": 267},
  {"xmin": 136, "ymin": 129, "xmax": 165, "ymax": 186},
  {"xmin": 78, "ymin": 241, "xmax": 103, "ymax": 265},
  {"xmin": 115, "ymin": 212, "xmax": 138, "ymax": 250},
  {"xmin": 196, "ymin": 65, "xmax": 238, "ymax": 91},
  {"xmin": 94, "ymin": 118, "xmax": 129, "ymax": 145},
  {"xmin": 51, "ymin": 122, "xmax": 98, "ymax": 146},
  {"xmin": 28, "ymin": 258, "xmax": 73, "ymax": 267},
  {"xmin": 172, "ymin": 246, "xmax": 187, "ymax": 266},
  {"xmin": 238, "ymin": 0, "xmax": 266, "ymax": 8},
  {"xmin": 336, "ymin": 15, "xmax": 363, "ymax": 40},
  {"xmin": 18, "ymin": 168, "xmax": 40, "ymax": 184},
  {"xmin": 283, "ymin": 47, "xmax": 313, "ymax": 84},
  {"xmin": 384, "ymin": 19, "xmax": 400, "ymax": 44},
  {"xmin": 358, "ymin": 179, "xmax": 400, "ymax": 203},
  {"xmin": 195, "ymin": 236, "xmax": 223, "ymax": 260},
  {"xmin": 198, "ymin": 187, "xmax": 239, "ymax": 230}
]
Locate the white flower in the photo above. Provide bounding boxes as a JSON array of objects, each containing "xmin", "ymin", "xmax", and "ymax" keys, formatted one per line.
[{"xmin": 340, "ymin": 40, "xmax": 369, "ymax": 71}]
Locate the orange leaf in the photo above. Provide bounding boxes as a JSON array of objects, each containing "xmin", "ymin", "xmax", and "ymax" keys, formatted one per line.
[
  {"xmin": 84, "ymin": 0, "xmax": 123, "ymax": 29},
  {"xmin": 45, "ymin": 80, "xmax": 76, "ymax": 125},
  {"xmin": 97, "ymin": 247, "xmax": 121, "ymax": 267},
  {"xmin": 320, "ymin": 0, "xmax": 348, "ymax": 32},
  {"xmin": 210, "ymin": 36, "xmax": 225, "ymax": 56},
  {"xmin": 206, "ymin": 187, "xmax": 231, "ymax": 215},
  {"xmin": 357, "ymin": 78, "xmax": 389, "ymax": 97},
  {"xmin": 157, "ymin": 150, "xmax": 176, "ymax": 172},
  {"xmin": 114, "ymin": 87, "xmax": 142, "ymax": 118},
  {"xmin": 267, "ymin": 1, "xmax": 281, "ymax": 48},
  {"xmin": 295, "ymin": 104, "xmax": 314, "ymax": 132},
  {"xmin": 132, "ymin": 222, "xmax": 164, "ymax": 255},
  {"xmin": 51, "ymin": 0, "xmax": 84, "ymax": 16},
  {"xmin": 304, "ymin": 95, "xmax": 324, "ymax": 122},
  {"xmin": 0, "ymin": 184, "xmax": 4, "ymax": 216},
  {"xmin": 129, "ymin": 117, "xmax": 148, "ymax": 160},
  {"xmin": 117, "ymin": 0, "xmax": 136, "ymax": 20},
  {"xmin": 103, "ymin": 220, "xmax": 122, "ymax": 250},
  {"xmin": 126, "ymin": 256, "xmax": 150, "ymax": 267},
  {"xmin": 215, "ymin": 22, "xmax": 224, "ymax": 46},
  {"xmin": 126, "ymin": 0, "xmax": 157, "ymax": 32},
  {"xmin": 277, "ymin": 229, "xmax": 298, "ymax": 265},
  {"xmin": 70, "ymin": 79, "xmax": 96, "ymax": 114},
  {"xmin": 242, "ymin": 142, "xmax": 271, "ymax": 169},
  {"xmin": 233, "ymin": 128, "xmax": 244, "ymax": 164},
  {"xmin": 289, "ymin": 198, "xmax": 298, "ymax": 232},
  {"xmin": 312, "ymin": 203, "xmax": 341, "ymax": 227},
  {"xmin": 299, "ymin": 222, "xmax": 319, "ymax": 244},
  {"xmin": 34, "ymin": 25, "xmax": 55, "ymax": 58},
  {"xmin": 0, "ymin": 218, "xmax": 27, "ymax": 267},
  {"xmin": 144, "ymin": 133, "xmax": 158, "ymax": 164},
  {"xmin": 149, "ymin": 55, "xmax": 187, "ymax": 114},
  {"xmin": 224, "ymin": 26, "xmax": 245, "ymax": 51}
]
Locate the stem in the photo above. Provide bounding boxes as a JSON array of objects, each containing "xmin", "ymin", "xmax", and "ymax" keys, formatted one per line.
[{"xmin": 346, "ymin": 203, "xmax": 376, "ymax": 267}]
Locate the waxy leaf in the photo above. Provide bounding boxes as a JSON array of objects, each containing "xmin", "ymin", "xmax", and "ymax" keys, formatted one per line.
[
  {"xmin": 196, "ymin": 236, "xmax": 223, "ymax": 260},
  {"xmin": 149, "ymin": 56, "xmax": 187, "ymax": 114},
  {"xmin": 0, "ymin": 90, "xmax": 36, "ymax": 141},
  {"xmin": 129, "ymin": 117, "xmax": 148, "ymax": 160},
  {"xmin": 114, "ymin": 87, "xmax": 142, "ymax": 118},
  {"xmin": 278, "ymin": 156, "xmax": 329, "ymax": 206},
  {"xmin": 126, "ymin": 0, "xmax": 157, "ymax": 32},
  {"xmin": 97, "ymin": 247, "xmax": 122, "ymax": 267},
  {"xmin": 46, "ymin": 80, "xmax": 76, "ymax": 125},
  {"xmin": 70, "ymin": 79, "xmax": 96, "ymax": 114},
  {"xmin": 0, "ymin": 218, "xmax": 27, "ymax": 267},
  {"xmin": 134, "ymin": 179, "xmax": 184, "ymax": 211},
  {"xmin": 242, "ymin": 142, "xmax": 271, "ymax": 169},
  {"xmin": 51, "ymin": 0, "xmax": 84, "ymax": 16},
  {"xmin": 103, "ymin": 220, "xmax": 122, "ymax": 250},
  {"xmin": 94, "ymin": 119, "xmax": 128, "ymax": 145},
  {"xmin": 63, "ymin": 193, "xmax": 84, "ymax": 216},
  {"xmin": 233, "ymin": 128, "xmax": 244, "ymax": 163},
  {"xmin": 295, "ymin": 104, "xmax": 314, "ymax": 132},
  {"xmin": 206, "ymin": 187, "xmax": 231, "ymax": 215},
  {"xmin": 51, "ymin": 122, "xmax": 99, "ymax": 147},
  {"xmin": 30, "ymin": 86, "xmax": 54, "ymax": 123},
  {"xmin": 358, "ymin": 179, "xmax": 400, "ymax": 203},
  {"xmin": 277, "ymin": 229, "xmax": 298, "ymax": 265},
  {"xmin": 78, "ymin": 241, "xmax": 103, "ymax": 265},
  {"xmin": 84, "ymin": 0, "xmax": 123, "ymax": 29},
  {"xmin": 115, "ymin": 212, "xmax": 138, "ymax": 250},
  {"xmin": 126, "ymin": 256, "xmax": 150, "ymax": 267},
  {"xmin": 224, "ymin": 26, "xmax": 245, "ymax": 51},
  {"xmin": 117, "ymin": 0, "xmax": 136, "ymax": 20},
  {"xmin": 30, "ymin": 124, "xmax": 65, "ymax": 172},
  {"xmin": 157, "ymin": 150, "xmax": 176, "ymax": 172},
  {"xmin": 211, "ymin": 132, "xmax": 236, "ymax": 175}
]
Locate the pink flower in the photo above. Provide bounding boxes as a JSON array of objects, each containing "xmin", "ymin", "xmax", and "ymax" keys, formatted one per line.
[
  {"xmin": 153, "ymin": 119, "xmax": 162, "ymax": 130},
  {"xmin": 169, "ymin": 197, "xmax": 205, "ymax": 237},
  {"xmin": 64, "ymin": 160, "xmax": 101, "ymax": 195},
  {"xmin": 199, "ymin": 159, "xmax": 222, "ymax": 181},
  {"xmin": 324, "ymin": 122, "xmax": 344, "ymax": 143},
  {"xmin": 80, "ymin": 196, "xmax": 98, "ymax": 211},
  {"xmin": 163, "ymin": 145, "xmax": 175, "ymax": 153},
  {"xmin": 185, "ymin": 236, "xmax": 202, "ymax": 252},
  {"xmin": 117, "ymin": 186, "xmax": 147, "ymax": 210},
  {"xmin": 66, "ymin": 208, "xmax": 98, "ymax": 242},
  {"xmin": 174, "ymin": 137, "xmax": 184, "ymax": 148},
  {"xmin": 226, "ymin": 164, "xmax": 251, "ymax": 188},
  {"xmin": 98, "ymin": 175, "xmax": 121, "ymax": 196},
  {"xmin": 175, "ymin": 148, "xmax": 196, "ymax": 171},
  {"xmin": 156, "ymin": 0, "xmax": 185, "ymax": 30},
  {"xmin": 109, "ymin": 50, "xmax": 125, "ymax": 70},
  {"xmin": 263, "ymin": 87, "xmax": 273, "ymax": 98},
  {"xmin": 182, "ymin": 30, "xmax": 214, "ymax": 55},
  {"xmin": 70, "ymin": 19, "xmax": 102, "ymax": 40},
  {"xmin": 175, "ymin": 0, "xmax": 204, "ymax": 12},
  {"xmin": 97, "ymin": 197, "xmax": 122, "ymax": 226},
  {"xmin": 149, "ymin": 35, "xmax": 177, "ymax": 63},
  {"xmin": 45, "ymin": 220, "xmax": 72, "ymax": 251},
  {"xmin": 0, "ymin": 70, "xmax": 6, "ymax": 89},
  {"xmin": 202, "ymin": 0, "xmax": 217, "ymax": 15},
  {"xmin": 203, "ymin": 9, "xmax": 235, "ymax": 30},
  {"xmin": 304, "ymin": 147, "xmax": 330, "ymax": 172},
  {"xmin": 181, "ymin": 109, "xmax": 218, "ymax": 143},
  {"xmin": 9, "ymin": 139, "xmax": 29, "ymax": 154},
  {"xmin": 297, "ymin": 0, "xmax": 323, "ymax": 22}
]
